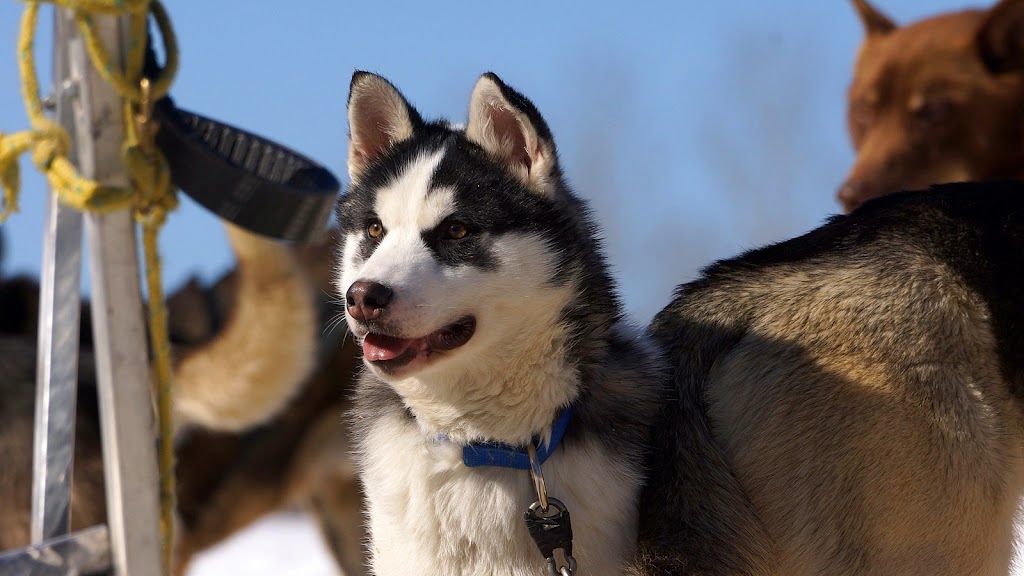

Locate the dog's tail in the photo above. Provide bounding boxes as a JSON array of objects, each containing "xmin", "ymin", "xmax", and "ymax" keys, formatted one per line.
[
  {"xmin": 172, "ymin": 225, "xmax": 318, "ymax": 432},
  {"xmin": 630, "ymin": 286, "xmax": 779, "ymax": 576}
]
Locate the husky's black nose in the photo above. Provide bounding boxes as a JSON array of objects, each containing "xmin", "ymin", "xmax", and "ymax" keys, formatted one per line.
[{"xmin": 347, "ymin": 281, "xmax": 393, "ymax": 322}]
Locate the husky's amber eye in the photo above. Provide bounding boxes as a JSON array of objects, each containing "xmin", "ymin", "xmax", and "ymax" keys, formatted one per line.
[
  {"xmin": 367, "ymin": 220, "xmax": 384, "ymax": 239},
  {"xmin": 447, "ymin": 222, "xmax": 468, "ymax": 240}
]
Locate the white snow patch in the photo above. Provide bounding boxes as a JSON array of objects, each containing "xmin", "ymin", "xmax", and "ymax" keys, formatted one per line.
[{"xmin": 186, "ymin": 510, "xmax": 340, "ymax": 576}]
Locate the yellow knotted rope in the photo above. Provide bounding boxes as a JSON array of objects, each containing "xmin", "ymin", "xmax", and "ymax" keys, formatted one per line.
[{"xmin": 1, "ymin": 1, "xmax": 179, "ymax": 573}]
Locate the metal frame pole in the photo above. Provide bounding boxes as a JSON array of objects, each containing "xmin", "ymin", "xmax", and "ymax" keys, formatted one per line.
[
  {"xmin": 71, "ymin": 10, "xmax": 162, "ymax": 576},
  {"xmin": 31, "ymin": 9, "xmax": 85, "ymax": 545}
]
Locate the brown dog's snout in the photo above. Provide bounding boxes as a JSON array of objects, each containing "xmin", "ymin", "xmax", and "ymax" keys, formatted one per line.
[
  {"xmin": 346, "ymin": 280, "xmax": 393, "ymax": 322},
  {"xmin": 836, "ymin": 177, "xmax": 883, "ymax": 213}
]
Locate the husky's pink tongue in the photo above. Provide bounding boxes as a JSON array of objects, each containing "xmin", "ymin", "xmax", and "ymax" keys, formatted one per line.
[{"xmin": 362, "ymin": 333, "xmax": 415, "ymax": 361}]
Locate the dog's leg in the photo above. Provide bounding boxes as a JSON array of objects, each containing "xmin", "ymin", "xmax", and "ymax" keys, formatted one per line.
[
  {"xmin": 172, "ymin": 406, "xmax": 366, "ymax": 575},
  {"xmin": 172, "ymin": 468, "xmax": 285, "ymax": 574},
  {"xmin": 172, "ymin": 224, "xmax": 318, "ymax": 432}
]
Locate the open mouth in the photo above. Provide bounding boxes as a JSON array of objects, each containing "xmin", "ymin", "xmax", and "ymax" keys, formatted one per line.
[{"xmin": 361, "ymin": 316, "xmax": 476, "ymax": 375}]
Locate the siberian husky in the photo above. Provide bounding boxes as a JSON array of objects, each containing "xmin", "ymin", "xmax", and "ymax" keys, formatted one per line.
[{"xmin": 337, "ymin": 71, "xmax": 664, "ymax": 575}]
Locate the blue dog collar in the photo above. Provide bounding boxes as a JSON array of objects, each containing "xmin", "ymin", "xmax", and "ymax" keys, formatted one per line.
[{"xmin": 461, "ymin": 407, "xmax": 574, "ymax": 470}]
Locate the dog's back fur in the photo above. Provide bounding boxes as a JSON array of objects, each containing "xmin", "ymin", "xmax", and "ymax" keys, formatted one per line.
[{"xmin": 638, "ymin": 182, "xmax": 1024, "ymax": 575}]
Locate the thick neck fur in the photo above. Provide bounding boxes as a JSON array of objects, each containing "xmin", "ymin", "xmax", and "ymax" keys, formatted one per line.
[
  {"xmin": 393, "ymin": 281, "xmax": 588, "ymax": 446},
  {"xmin": 353, "ymin": 318, "xmax": 664, "ymax": 576}
]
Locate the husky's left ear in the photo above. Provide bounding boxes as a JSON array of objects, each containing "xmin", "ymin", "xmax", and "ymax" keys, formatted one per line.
[
  {"xmin": 347, "ymin": 71, "xmax": 423, "ymax": 183},
  {"xmin": 466, "ymin": 73, "xmax": 559, "ymax": 196}
]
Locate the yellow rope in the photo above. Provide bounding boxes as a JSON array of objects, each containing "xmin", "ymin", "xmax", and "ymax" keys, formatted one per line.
[{"xmin": 2, "ymin": 2, "xmax": 179, "ymax": 574}]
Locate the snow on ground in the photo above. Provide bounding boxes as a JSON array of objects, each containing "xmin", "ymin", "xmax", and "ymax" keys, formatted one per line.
[
  {"xmin": 189, "ymin": 508, "xmax": 1024, "ymax": 575},
  {"xmin": 187, "ymin": 510, "xmax": 340, "ymax": 576}
]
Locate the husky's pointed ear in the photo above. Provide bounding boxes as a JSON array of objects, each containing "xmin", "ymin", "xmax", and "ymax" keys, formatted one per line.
[
  {"xmin": 466, "ymin": 73, "xmax": 559, "ymax": 196},
  {"xmin": 977, "ymin": 0, "xmax": 1024, "ymax": 75},
  {"xmin": 851, "ymin": 0, "xmax": 896, "ymax": 36},
  {"xmin": 347, "ymin": 71, "xmax": 422, "ymax": 182}
]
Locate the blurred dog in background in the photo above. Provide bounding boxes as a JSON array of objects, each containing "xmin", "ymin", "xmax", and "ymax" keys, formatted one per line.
[
  {"xmin": 840, "ymin": 0, "xmax": 1024, "ymax": 212},
  {"xmin": 0, "ymin": 226, "xmax": 367, "ymax": 575}
]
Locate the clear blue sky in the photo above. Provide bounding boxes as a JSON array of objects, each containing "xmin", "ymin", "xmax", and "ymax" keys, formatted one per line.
[{"xmin": 0, "ymin": 0, "xmax": 978, "ymax": 323}]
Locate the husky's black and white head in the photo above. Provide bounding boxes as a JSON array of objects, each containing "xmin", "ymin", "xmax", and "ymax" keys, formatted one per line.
[{"xmin": 336, "ymin": 72, "xmax": 621, "ymax": 445}]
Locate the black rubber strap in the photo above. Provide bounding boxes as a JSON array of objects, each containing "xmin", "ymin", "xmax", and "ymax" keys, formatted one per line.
[{"xmin": 153, "ymin": 96, "xmax": 339, "ymax": 242}]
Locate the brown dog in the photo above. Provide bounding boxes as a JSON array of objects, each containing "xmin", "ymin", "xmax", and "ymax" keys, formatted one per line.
[{"xmin": 840, "ymin": 0, "xmax": 1024, "ymax": 212}]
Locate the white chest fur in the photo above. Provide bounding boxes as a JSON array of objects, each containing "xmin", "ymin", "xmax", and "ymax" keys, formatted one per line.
[{"xmin": 360, "ymin": 413, "xmax": 643, "ymax": 576}]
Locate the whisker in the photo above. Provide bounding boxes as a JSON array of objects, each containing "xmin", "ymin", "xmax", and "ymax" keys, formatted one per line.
[
  {"xmin": 323, "ymin": 312, "xmax": 347, "ymax": 337},
  {"xmin": 323, "ymin": 289, "xmax": 346, "ymax": 307}
]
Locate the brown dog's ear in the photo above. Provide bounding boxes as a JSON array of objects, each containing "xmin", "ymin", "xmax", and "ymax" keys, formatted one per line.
[
  {"xmin": 347, "ymin": 71, "xmax": 422, "ymax": 182},
  {"xmin": 851, "ymin": 0, "xmax": 896, "ymax": 36},
  {"xmin": 977, "ymin": 0, "xmax": 1024, "ymax": 75},
  {"xmin": 465, "ymin": 73, "xmax": 559, "ymax": 196}
]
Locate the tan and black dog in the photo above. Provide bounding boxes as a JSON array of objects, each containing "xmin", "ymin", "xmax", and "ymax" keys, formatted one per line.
[{"xmin": 636, "ymin": 181, "xmax": 1024, "ymax": 575}]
